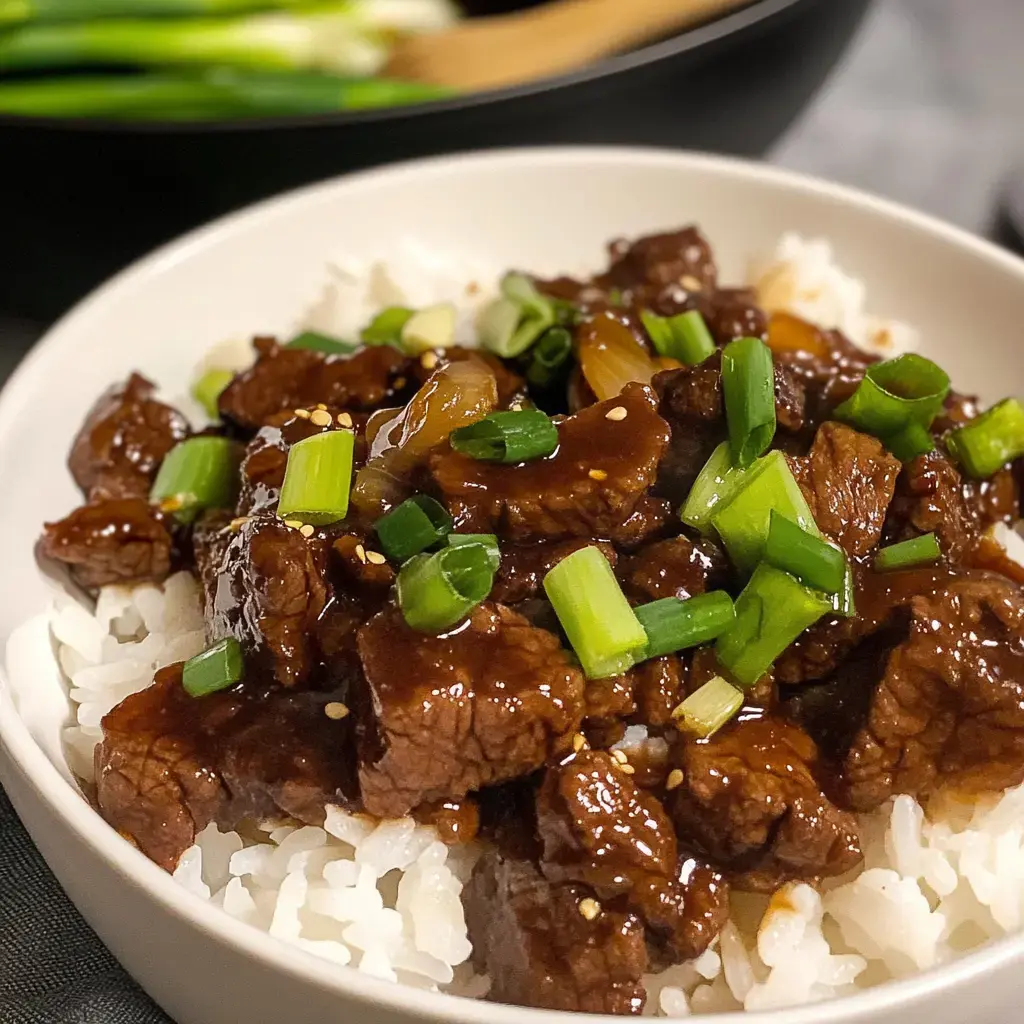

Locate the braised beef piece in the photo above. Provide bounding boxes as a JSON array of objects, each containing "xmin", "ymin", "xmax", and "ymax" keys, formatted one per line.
[
  {"xmin": 431, "ymin": 384, "xmax": 670, "ymax": 541},
  {"xmin": 664, "ymin": 714, "xmax": 862, "ymax": 891},
  {"xmin": 413, "ymin": 798, "xmax": 481, "ymax": 845},
  {"xmin": 463, "ymin": 849, "xmax": 648, "ymax": 1015},
  {"xmin": 68, "ymin": 373, "xmax": 190, "ymax": 501},
  {"xmin": 218, "ymin": 337, "xmax": 413, "ymax": 430},
  {"xmin": 964, "ymin": 468, "xmax": 1020, "ymax": 530},
  {"xmin": 620, "ymin": 534, "xmax": 728, "ymax": 603},
  {"xmin": 704, "ymin": 288, "xmax": 769, "ymax": 346},
  {"xmin": 843, "ymin": 572, "xmax": 1024, "ymax": 810},
  {"xmin": 96, "ymin": 664, "xmax": 356, "ymax": 870},
  {"xmin": 355, "ymin": 602, "xmax": 585, "ymax": 819},
  {"xmin": 584, "ymin": 656, "xmax": 685, "ymax": 744},
  {"xmin": 633, "ymin": 655, "xmax": 686, "ymax": 729},
  {"xmin": 40, "ymin": 498, "xmax": 176, "ymax": 589},
  {"xmin": 492, "ymin": 538, "xmax": 617, "ymax": 604},
  {"xmin": 603, "ymin": 497, "xmax": 677, "ymax": 551}
]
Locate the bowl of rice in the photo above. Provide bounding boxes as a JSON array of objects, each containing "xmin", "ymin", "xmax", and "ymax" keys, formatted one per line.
[{"xmin": 3, "ymin": 147, "xmax": 1024, "ymax": 1024}]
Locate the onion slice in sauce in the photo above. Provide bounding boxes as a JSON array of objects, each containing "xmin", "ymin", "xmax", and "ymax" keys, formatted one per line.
[{"xmin": 578, "ymin": 311, "xmax": 658, "ymax": 402}]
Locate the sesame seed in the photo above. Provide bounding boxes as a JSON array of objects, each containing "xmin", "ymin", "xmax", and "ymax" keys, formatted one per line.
[
  {"xmin": 466, "ymin": 280, "xmax": 481, "ymax": 296},
  {"xmin": 294, "ymin": 408, "xmax": 311, "ymax": 419},
  {"xmin": 365, "ymin": 550, "xmax": 387, "ymax": 565},
  {"xmin": 300, "ymin": 524, "xmax": 315, "ymax": 538},
  {"xmin": 283, "ymin": 519, "xmax": 303, "ymax": 530},
  {"xmin": 393, "ymin": 377, "xmax": 407, "ymax": 390},
  {"xmin": 310, "ymin": 409, "xmax": 332, "ymax": 427},
  {"xmin": 588, "ymin": 469, "xmax": 608, "ymax": 481},
  {"xmin": 578, "ymin": 897, "xmax": 601, "ymax": 921},
  {"xmin": 605, "ymin": 406, "xmax": 628, "ymax": 422},
  {"xmin": 572, "ymin": 733, "xmax": 587, "ymax": 753},
  {"xmin": 355, "ymin": 544, "xmax": 367, "ymax": 563},
  {"xmin": 316, "ymin": 403, "xmax": 327, "ymax": 411},
  {"xmin": 336, "ymin": 412, "xmax": 354, "ymax": 428},
  {"xmin": 159, "ymin": 496, "xmax": 184, "ymax": 513},
  {"xmin": 510, "ymin": 403, "xmax": 522, "ymax": 412},
  {"xmin": 420, "ymin": 351, "xmax": 439, "ymax": 370},
  {"xmin": 324, "ymin": 702, "xmax": 350, "ymax": 720},
  {"xmin": 611, "ymin": 749, "xmax": 628, "ymax": 764},
  {"xmin": 666, "ymin": 769, "xmax": 684, "ymax": 791},
  {"xmin": 620, "ymin": 763, "xmax": 636, "ymax": 775},
  {"xmin": 680, "ymin": 274, "xmax": 703, "ymax": 292}
]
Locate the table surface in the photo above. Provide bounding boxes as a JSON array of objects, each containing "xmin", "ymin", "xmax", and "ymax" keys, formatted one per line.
[{"xmin": 2, "ymin": 0, "xmax": 1023, "ymax": 1020}]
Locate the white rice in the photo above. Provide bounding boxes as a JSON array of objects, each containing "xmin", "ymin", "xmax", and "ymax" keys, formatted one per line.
[{"xmin": 48, "ymin": 236, "xmax": 1024, "ymax": 1013}]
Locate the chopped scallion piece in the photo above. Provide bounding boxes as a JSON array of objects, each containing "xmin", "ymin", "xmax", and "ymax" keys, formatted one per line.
[
  {"xmin": 722, "ymin": 336, "xmax": 776, "ymax": 468},
  {"xmin": 883, "ymin": 419, "xmax": 935, "ymax": 462},
  {"xmin": 543, "ymin": 545, "xmax": 647, "ymax": 679},
  {"xmin": 477, "ymin": 273, "xmax": 556, "ymax": 358},
  {"xmin": 716, "ymin": 563, "xmax": 832, "ymax": 686},
  {"xmin": 640, "ymin": 309, "xmax": 716, "ymax": 365},
  {"xmin": 286, "ymin": 330, "xmax": 357, "ymax": 355},
  {"xmin": 946, "ymin": 398, "xmax": 1024, "ymax": 479},
  {"xmin": 401, "ymin": 303, "xmax": 457, "ymax": 354},
  {"xmin": 191, "ymin": 368, "xmax": 233, "ymax": 419},
  {"xmin": 672, "ymin": 675, "xmax": 744, "ymax": 739},
  {"xmin": 375, "ymin": 494, "xmax": 452, "ymax": 563},
  {"xmin": 277, "ymin": 429, "xmax": 354, "ymax": 526},
  {"xmin": 150, "ymin": 436, "xmax": 241, "ymax": 523},
  {"xmin": 635, "ymin": 591, "xmax": 735, "ymax": 660},
  {"xmin": 875, "ymin": 533, "xmax": 941, "ymax": 571},
  {"xmin": 763, "ymin": 511, "xmax": 846, "ymax": 594},
  {"xmin": 397, "ymin": 543, "xmax": 495, "ymax": 633},
  {"xmin": 832, "ymin": 561, "xmax": 857, "ymax": 618},
  {"xmin": 182, "ymin": 637, "xmax": 243, "ymax": 698},
  {"xmin": 450, "ymin": 409, "xmax": 558, "ymax": 463},
  {"xmin": 445, "ymin": 533, "xmax": 501, "ymax": 573},
  {"xmin": 680, "ymin": 441, "xmax": 750, "ymax": 535},
  {"xmin": 361, "ymin": 306, "xmax": 414, "ymax": 348},
  {"xmin": 526, "ymin": 327, "xmax": 573, "ymax": 389}
]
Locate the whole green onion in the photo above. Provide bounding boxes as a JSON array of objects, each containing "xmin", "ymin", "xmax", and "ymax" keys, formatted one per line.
[
  {"xmin": 721, "ymin": 336, "xmax": 776, "ymax": 468},
  {"xmin": 883, "ymin": 419, "xmax": 935, "ymax": 462},
  {"xmin": 634, "ymin": 591, "xmax": 736, "ymax": 661},
  {"xmin": 946, "ymin": 398, "xmax": 1024, "ymax": 479},
  {"xmin": 450, "ymin": 409, "xmax": 558, "ymax": 464},
  {"xmin": 640, "ymin": 309, "xmax": 716, "ymax": 365},
  {"xmin": 543, "ymin": 545, "xmax": 647, "ymax": 680},
  {"xmin": 763, "ymin": 510, "xmax": 846, "ymax": 594},
  {"xmin": 397, "ymin": 543, "xmax": 495, "ymax": 633},
  {"xmin": 477, "ymin": 273, "xmax": 556, "ymax": 359},
  {"xmin": 182, "ymin": 637, "xmax": 244, "ymax": 697},
  {"xmin": 672, "ymin": 675, "xmax": 744, "ymax": 739},
  {"xmin": 525, "ymin": 327, "xmax": 573, "ymax": 389},
  {"xmin": 191, "ymin": 368, "xmax": 233, "ymax": 419},
  {"xmin": 680, "ymin": 441, "xmax": 750, "ymax": 535},
  {"xmin": 374, "ymin": 494, "xmax": 452, "ymax": 563},
  {"xmin": 277, "ymin": 429, "xmax": 354, "ymax": 526},
  {"xmin": 361, "ymin": 307, "xmax": 414, "ymax": 348},
  {"xmin": 150, "ymin": 436, "xmax": 241, "ymax": 523},
  {"xmin": 445, "ymin": 533, "xmax": 501, "ymax": 573},
  {"xmin": 716, "ymin": 563, "xmax": 832, "ymax": 686},
  {"xmin": 286, "ymin": 330, "xmax": 356, "ymax": 355},
  {"xmin": 875, "ymin": 533, "xmax": 941, "ymax": 572}
]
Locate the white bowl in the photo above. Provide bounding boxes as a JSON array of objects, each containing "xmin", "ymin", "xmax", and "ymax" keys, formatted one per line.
[{"xmin": 3, "ymin": 147, "xmax": 1024, "ymax": 1024}]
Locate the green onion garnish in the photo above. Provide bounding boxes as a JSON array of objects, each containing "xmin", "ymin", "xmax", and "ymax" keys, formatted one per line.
[
  {"xmin": 150, "ymin": 436, "xmax": 241, "ymax": 523},
  {"xmin": 874, "ymin": 533, "xmax": 941, "ymax": 572},
  {"xmin": 883, "ymin": 419, "xmax": 935, "ymax": 462},
  {"xmin": 946, "ymin": 398, "xmax": 1024, "ymax": 479},
  {"xmin": 834, "ymin": 354, "xmax": 950, "ymax": 438},
  {"xmin": 450, "ymin": 409, "xmax": 558, "ymax": 463},
  {"xmin": 397, "ymin": 544, "xmax": 496, "ymax": 633},
  {"xmin": 763, "ymin": 510, "xmax": 846, "ymax": 594},
  {"xmin": 277, "ymin": 429, "xmax": 355, "ymax": 526},
  {"xmin": 722, "ymin": 336, "xmax": 776, "ymax": 468},
  {"xmin": 526, "ymin": 327, "xmax": 573, "ymax": 389},
  {"xmin": 640, "ymin": 309, "xmax": 716, "ymax": 365},
  {"xmin": 716, "ymin": 563, "xmax": 832, "ymax": 686},
  {"xmin": 286, "ymin": 331, "xmax": 357, "ymax": 355},
  {"xmin": 634, "ymin": 591, "xmax": 736, "ymax": 660},
  {"xmin": 182, "ymin": 637, "xmax": 243, "ymax": 698},
  {"xmin": 680, "ymin": 441, "xmax": 750, "ymax": 535},
  {"xmin": 477, "ymin": 273, "xmax": 556, "ymax": 358},
  {"xmin": 375, "ymin": 494, "xmax": 452, "ymax": 563},
  {"xmin": 445, "ymin": 533, "xmax": 501, "ymax": 573},
  {"xmin": 711, "ymin": 450, "xmax": 818, "ymax": 573},
  {"xmin": 672, "ymin": 675, "xmax": 744, "ymax": 739},
  {"xmin": 832, "ymin": 561, "xmax": 857, "ymax": 618},
  {"xmin": 543, "ymin": 545, "xmax": 647, "ymax": 680},
  {"xmin": 401, "ymin": 303, "xmax": 457, "ymax": 354},
  {"xmin": 191, "ymin": 368, "xmax": 233, "ymax": 419},
  {"xmin": 361, "ymin": 307, "xmax": 414, "ymax": 348}
]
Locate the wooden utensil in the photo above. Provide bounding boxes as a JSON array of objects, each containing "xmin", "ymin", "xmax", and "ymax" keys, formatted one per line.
[{"xmin": 385, "ymin": 0, "xmax": 756, "ymax": 92}]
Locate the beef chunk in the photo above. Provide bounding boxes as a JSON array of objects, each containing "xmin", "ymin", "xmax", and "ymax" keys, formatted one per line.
[
  {"xmin": 964, "ymin": 468, "xmax": 1020, "ymax": 530},
  {"xmin": 413, "ymin": 798, "xmax": 480, "ymax": 845},
  {"xmin": 843, "ymin": 572, "xmax": 1024, "ymax": 810},
  {"xmin": 431, "ymin": 384, "xmax": 670, "ymax": 541},
  {"xmin": 356, "ymin": 603, "xmax": 585, "ymax": 818},
  {"xmin": 665, "ymin": 715, "xmax": 862, "ymax": 891},
  {"xmin": 96, "ymin": 665, "xmax": 355, "ymax": 870},
  {"xmin": 492, "ymin": 539, "xmax": 617, "ymax": 604},
  {"xmin": 583, "ymin": 656, "xmax": 685, "ymax": 741},
  {"xmin": 705, "ymin": 288, "xmax": 769, "ymax": 346},
  {"xmin": 632, "ymin": 656, "xmax": 685, "ymax": 728},
  {"xmin": 218, "ymin": 337, "xmax": 413, "ymax": 430},
  {"xmin": 537, "ymin": 750, "xmax": 728, "ymax": 963},
  {"xmin": 463, "ymin": 850, "xmax": 647, "ymax": 1015},
  {"xmin": 40, "ymin": 498, "xmax": 175, "ymax": 589},
  {"xmin": 789, "ymin": 422, "xmax": 901, "ymax": 558},
  {"xmin": 68, "ymin": 373, "xmax": 189, "ymax": 501},
  {"xmin": 620, "ymin": 535, "xmax": 728, "ymax": 603}
]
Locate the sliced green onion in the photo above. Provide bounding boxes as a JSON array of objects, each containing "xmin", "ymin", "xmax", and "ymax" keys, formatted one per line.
[
  {"xmin": 374, "ymin": 494, "xmax": 452, "ymax": 563},
  {"xmin": 831, "ymin": 561, "xmax": 857, "ymax": 618},
  {"xmin": 680, "ymin": 441, "xmax": 751, "ymax": 535},
  {"xmin": 191, "ymin": 368, "xmax": 233, "ymax": 419},
  {"xmin": 445, "ymin": 533, "xmax": 501, "ymax": 573},
  {"xmin": 361, "ymin": 306, "xmax": 414, "ymax": 348},
  {"xmin": 711, "ymin": 450, "xmax": 818, "ymax": 573},
  {"xmin": 397, "ymin": 543, "xmax": 495, "ymax": 633},
  {"xmin": 716, "ymin": 563, "xmax": 832, "ymax": 686},
  {"xmin": 286, "ymin": 330, "xmax": 357, "ymax": 355},
  {"xmin": 640, "ymin": 309, "xmax": 716, "ymax": 365},
  {"xmin": 763, "ymin": 510, "xmax": 846, "ymax": 594},
  {"xmin": 477, "ymin": 273, "xmax": 556, "ymax": 358},
  {"xmin": 634, "ymin": 591, "xmax": 735, "ymax": 661},
  {"xmin": 182, "ymin": 637, "xmax": 243, "ymax": 697},
  {"xmin": 722, "ymin": 336, "xmax": 776, "ymax": 468},
  {"xmin": 946, "ymin": 398, "xmax": 1024, "ymax": 479},
  {"xmin": 401, "ymin": 303, "xmax": 456, "ymax": 355},
  {"xmin": 525, "ymin": 327, "xmax": 573, "ymax": 389},
  {"xmin": 834, "ymin": 354, "xmax": 950, "ymax": 438},
  {"xmin": 672, "ymin": 675, "xmax": 744, "ymax": 739},
  {"xmin": 543, "ymin": 545, "xmax": 647, "ymax": 680},
  {"xmin": 875, "ymin": 533, "xmax": 941, "ymax": 571},
  {"xmin": 883, "ymin": 419, "xmax": 935, "ymax": 462},
  {"xmin": 277, "ymin": 429, "xmax": 354, "ymax": 526},
  {"xmin": 150, "ymin": 436, "xmax": 240, "ymax": 523},
  {"xmin": 450, "ymin": 409, "xmax": 558, "ymax": 463}
]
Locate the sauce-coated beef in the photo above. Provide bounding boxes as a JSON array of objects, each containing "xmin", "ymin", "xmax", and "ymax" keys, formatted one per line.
[
  {"xmin": 491, "ymin": 538, "xmax": 617, "ymax": 604},
  {"xmin": 620, "ymin": 534, "xmax": 727, "ymax": 603},
  {"xmin": 356, "ymin": 603, "xmax": 585, "ymax": 819},
  {"xmin": 583, "ymin": 656, "xmax": 685, "ymax": 740}
]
